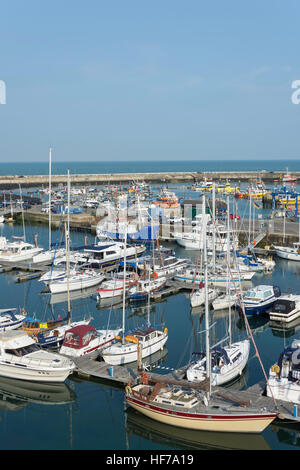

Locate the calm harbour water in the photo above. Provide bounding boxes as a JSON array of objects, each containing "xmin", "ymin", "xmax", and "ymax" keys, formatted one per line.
[
  {"xmin": 0, "ymin": 163, "xmax": 300, "ymax": 450},
  {"xmin": 0, "ymin": 159, "xmax": 300, "ymax": 176}
]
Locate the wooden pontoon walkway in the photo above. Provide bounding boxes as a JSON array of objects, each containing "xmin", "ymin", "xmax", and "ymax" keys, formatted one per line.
[{"xmin": 72, "ymin": 355, "xmax": 300, "ymax": 423}]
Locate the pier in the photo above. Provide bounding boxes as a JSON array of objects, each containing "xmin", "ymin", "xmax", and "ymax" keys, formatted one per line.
[{"xmin": 0, "ymin": 170, "xmax": 298, "ymax": 189}]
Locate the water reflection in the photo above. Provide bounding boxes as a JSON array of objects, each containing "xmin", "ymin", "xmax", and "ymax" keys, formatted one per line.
[
  {"xmin": 0, "ymin": 376, "xmax": 76, "ymax": 410},
  {"xmin": 125, "ymin": 408, "xmax": 271, "ymax": 450}
]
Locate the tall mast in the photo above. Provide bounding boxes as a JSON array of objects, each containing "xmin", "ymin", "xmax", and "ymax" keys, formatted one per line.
[
  {"xmin": 227, "ymin": 194, "xmax": 232, "ymax": 345},
  {"xmin": 122, "ymin": 226, "xmax": 127, "ymax": 344},
  {"xmin": 48, "ymin": 147, "xmax": 52, "ymax": 250},
  {"xmin": 203, "ymin": 194, "xmax": 211, "ymax": 398},
  {"xmin": 67, "ymin": 169, "xmax": 71, "ymax": 317}
]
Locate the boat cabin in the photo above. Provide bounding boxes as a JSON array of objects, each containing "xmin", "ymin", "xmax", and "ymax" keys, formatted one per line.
[{"xmin": 62, "ymin": 325, "xmax": 98, "ymax": 350}]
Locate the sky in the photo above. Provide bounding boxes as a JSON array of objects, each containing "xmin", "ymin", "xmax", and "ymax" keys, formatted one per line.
[{"xmin": 1, "ymin": 0, "xmax": 300, "ymax": 162}]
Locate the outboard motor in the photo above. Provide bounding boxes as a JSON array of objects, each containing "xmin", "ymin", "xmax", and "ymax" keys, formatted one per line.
[{"xmin": 273, "ymin": 286, "xmax": 281, "ymax": 297}]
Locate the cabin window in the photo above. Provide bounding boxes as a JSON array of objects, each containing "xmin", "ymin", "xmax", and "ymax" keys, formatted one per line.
[
  {"xmin": 264, "ymin": 291, "xmax": 272, "ymax": 299},
  {"xmin": 162, "ymin": 400, "xmax": 171, "ymax": 404}
]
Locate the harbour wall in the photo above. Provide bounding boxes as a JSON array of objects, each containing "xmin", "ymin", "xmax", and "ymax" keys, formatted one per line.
[{"xmin": 0, "ymin": 170, "xmax": 298, "ymax": 188}]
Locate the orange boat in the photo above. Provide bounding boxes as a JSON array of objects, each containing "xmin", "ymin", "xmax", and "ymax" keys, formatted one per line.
[{"xmin": 154, "ymin": 190, "xmax": 180, "ymax": 208}]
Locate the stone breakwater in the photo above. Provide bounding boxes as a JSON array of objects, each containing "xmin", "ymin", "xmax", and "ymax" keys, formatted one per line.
[{"xmin": 0, "ymin": 170, "xmax": 298, "ymax": 188}]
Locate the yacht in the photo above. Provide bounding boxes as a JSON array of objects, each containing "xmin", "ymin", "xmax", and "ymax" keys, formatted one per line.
[
  {"xmin": 102, "ymin": 326, "xmax": 168, "ymax": 366},
  {"xmin": 0, "ymin": 308, "xmax": 26, "ymax": 331},
  {"xmin": 236, "ymin": 285, "xmax": 281, "ymax": 316},
  {"xmin": 0, "ymin": 330, "xmax": 75, "ymax": 382},
  {"xmin": 273, "ymin": 242, "xmax": 300, "ymax": 261},
  {"xmin": 128, "ymin": 277, "xmax": 167, "ymax": 301},
  {"xmin": 0, "ymin": 241, "xmax": 43, "ymax": 264},
  {"xmin": 48, "ymin": 269, "xmax": 105, "ymax": 294},
  {"xmin": 82, "ymin": 241, "xmax": 146, "ymax": 269},
  {"xmin": 186, "ymin": 340, "xmax": 250, "ymax": 386},
  {"xmin": 59, "ymin": 324, "xmax": 122, "ymax": 358},
  {"xmin": 267, "ymin": 338, "xmax": 300, "ymax": 404},
  {"xmin": 268, "ymin": 294, "xmax": 300, "ymax": 323}
]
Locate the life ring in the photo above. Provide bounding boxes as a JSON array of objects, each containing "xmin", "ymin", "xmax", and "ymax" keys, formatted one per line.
[
  {"xmin": 272, "ymin": 364, "xmax": 280, "ymax": 374},
  {"xmin": 125, "ymin": 385, "xmax": 132, "ymax": 395}
]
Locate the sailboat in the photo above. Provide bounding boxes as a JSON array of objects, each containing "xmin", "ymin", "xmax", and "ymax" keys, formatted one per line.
[
  {"xmin": 47, "ymin": 170, "xmax": 104, "ymax": 294},
  {"xmin": 186, "ymin": 195, "xmax": 250, "ymax": 386},
  {"xmin": 33, "ymin": 147, "xmax": 65, "ymax": 265},
  {"xmin": 125, "ymin": 195, "xmax": 277, "ymax": 433},
  {"xmin": 101, "ymin": 230, "xmax": 168, "ymax": 366}
]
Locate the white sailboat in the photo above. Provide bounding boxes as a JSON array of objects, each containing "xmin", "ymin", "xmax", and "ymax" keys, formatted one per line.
[
  {"xmin": 186, "ymin": 194, "xmax": 250, "ymax": 387},
  {"xmin": 102, "ymin": 230, "xmax": 168, "ymax": 366},
  {"xmin": 33, "ymin": 147, "xmax": 65, "ymax": 265}
]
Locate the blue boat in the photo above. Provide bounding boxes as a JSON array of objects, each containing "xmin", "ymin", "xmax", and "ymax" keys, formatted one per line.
[{"xmin": 237, "ymin": 285, "xmax": 281, "ymax": 316}]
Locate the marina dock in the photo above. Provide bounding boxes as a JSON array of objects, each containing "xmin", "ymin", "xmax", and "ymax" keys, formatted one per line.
[{"xmin": 72, "ymin": 354, "xmax": 300, "ymax": 424}]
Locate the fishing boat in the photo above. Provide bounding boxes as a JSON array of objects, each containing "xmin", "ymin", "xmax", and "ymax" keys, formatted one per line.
[
  {"xmin": 22, "ymin": 311, "xmax": 71, "ymax": 337},
  {"xmin": 236, "ymin": 285, "xmax": 281, "ymax": 316},
  {"xmin": 59, "ymin": 324, "xmax": 121, "ymax": 358},
  {"xmin": 267, "ymin": 338, "xmax": 300, "ymax": 404},
  {"xmin": 268, "ymin": 295, "xmax": 300, "ymax": 323},
  {"xmin": 0, "ymin": 330, "xmax": 75, "ymax": 382},
  {"xmin": 153, "ymin": 189, "xmax": 180, "ymax": 208},
  {"xmin": 0, "ymin": 308, "xmax": 26, "ymax": 331}
]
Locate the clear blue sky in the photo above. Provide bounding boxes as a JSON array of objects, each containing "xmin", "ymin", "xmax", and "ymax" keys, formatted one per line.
[{"xmin": 1, "ymin": 0, "xmax": 300, "ymax": 162}]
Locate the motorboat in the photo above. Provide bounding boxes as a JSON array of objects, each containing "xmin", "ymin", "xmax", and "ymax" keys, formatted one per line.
[
  {"xmin": 0, "ymin": 240, "xmax": 43, "ymax": 264},
  {"xmin": 268, "ymin": 295, "xmax": 300, "ymax": 323},
  {"xmin": 186, "ymin": 340, "xmax": 250, "ymax": 386},
  {"xmin": 82, "ymin": 241, "xmax": 146, "ymax": 268},
  {"xmin": 34, "ymin": 319, "xmax": 92, "ymax": 349},
  {"xmin": 0, "ymin": 330, "xmax": 75, "ymax": 382},
  {"xmin": 102, "ymin": 326, "xmax": 168, "ymax": 366},
  {"xmin": 0, "ymin": 308, "xmax": 26, "ymax": 331},
  {"xmin": 273, "ymin": 242, "xmax": 300, "ymax": 261},
  {"xmin": 59, "ymin": 324, "xmax": 122, "ymax": 358},
  {"xmin": 267, "ymin": 338, "xmax": 300, "ymax": 404},
  {"xmin": 236, "ymin": 285, "xmax": 281, "ymax": 316}
]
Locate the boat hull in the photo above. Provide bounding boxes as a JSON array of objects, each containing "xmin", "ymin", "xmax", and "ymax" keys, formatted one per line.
[
  {"xmin": 126, "ymin": 396, "xmax": 276, "ymax": 433},
  {"xmin": 0, "ymin": 361, "xmax": 72, "ymax": 383}
]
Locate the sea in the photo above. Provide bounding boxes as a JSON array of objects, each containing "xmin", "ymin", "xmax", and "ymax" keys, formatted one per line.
[
  {"xmin": 0, "ymin": 159, "xmax": 300, "ymax": 176},
  {"xmin": 0, "ymin": 160, "xmax": 300, "ymax": 452}
]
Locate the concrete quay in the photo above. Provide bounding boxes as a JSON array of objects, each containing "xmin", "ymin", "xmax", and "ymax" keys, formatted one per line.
[{"xmin": 0, "ymin": 170, "xmax": 297, "ymax": 188}]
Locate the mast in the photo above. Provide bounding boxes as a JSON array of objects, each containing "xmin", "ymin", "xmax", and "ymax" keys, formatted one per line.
[
  {"xmin": 227, "ymin": 194, "xmax": 232, "ymax": 345},
  {"xmin": 66, "ymin": 169, "xmax": 71, "ymax": 318},
  {"xmin": 212, "ymin": 182, "xmax": 216, "ymax": 272},
  {"xmin": 122, "ymin": 226, "xmax": 128, "ymax": 344},
  {"xmin": 203, "ymin": 194, "xmax": 211, "ymax": 398},
  {"xmin": 19, "ymin": 184, "xmax": 26, "ymax": 242},
  {"xmin": 48, "ymin": 147, "xmax": 52, "ymax": 250}
]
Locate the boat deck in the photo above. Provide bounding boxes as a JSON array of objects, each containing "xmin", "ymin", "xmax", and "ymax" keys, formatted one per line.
[{"xmin": 72, "ymin": 356, "xmax": 300, "ymax": 423}]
